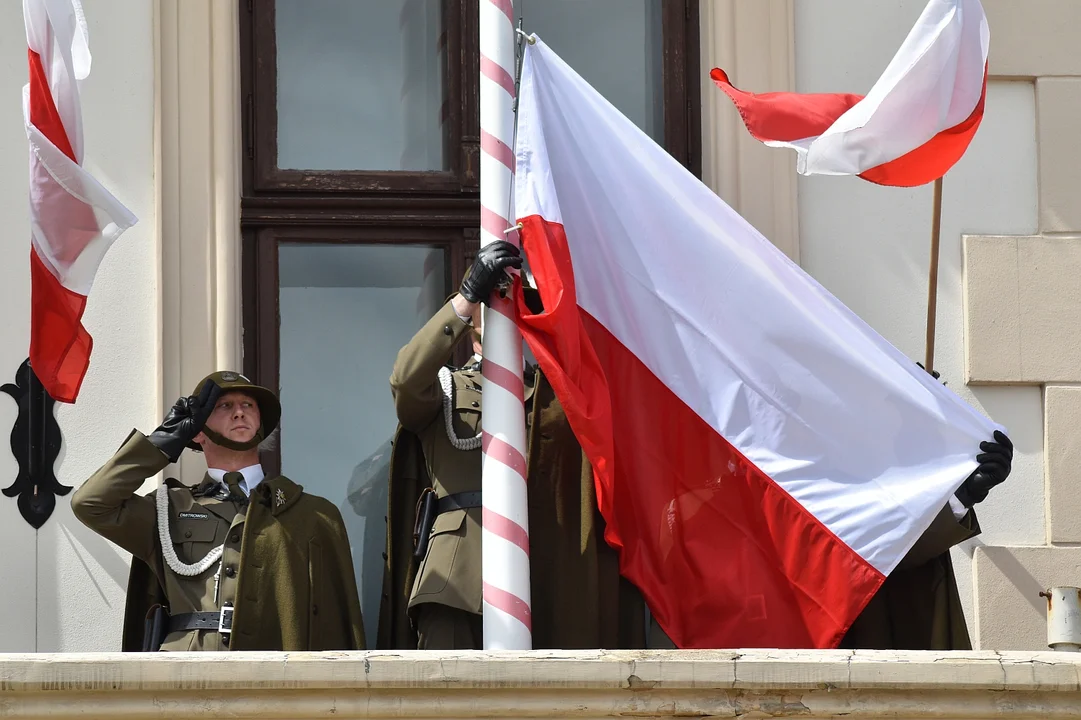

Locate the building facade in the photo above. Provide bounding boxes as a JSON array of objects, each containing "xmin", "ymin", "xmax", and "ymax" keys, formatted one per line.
[{"xmin": 0, "ymin": 0, "xmax": 1076, "ymax": 653}]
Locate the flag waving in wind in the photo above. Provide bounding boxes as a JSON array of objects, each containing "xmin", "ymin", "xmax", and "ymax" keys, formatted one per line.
[
  {"xmin": 23, "ymin": 0, "xmax": 137, "ymax": 403},
  {"xmin": 712, "ymin": 0, "xmax": 989, "ymax": 187},
  {"xmin": 514, "ymin": 36, "xmax": 1000, "ymax": 648}
]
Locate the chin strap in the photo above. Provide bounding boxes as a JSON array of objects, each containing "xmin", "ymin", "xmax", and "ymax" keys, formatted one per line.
[{"xmin": 200, "ymin": 426, "xmax": 264, "ymax": 452}]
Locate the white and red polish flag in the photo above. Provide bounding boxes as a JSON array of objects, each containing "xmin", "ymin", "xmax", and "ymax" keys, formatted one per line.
[
  {"xmin": 23, "ymin": 0, "xmax": 137, "ymax": 403},
  {"xmin": 712, "ymin": 0, "xmax": 989, "ymax": 187},
  {"xmin": 513, "ymin": 37, "xmax": 1001, "ymax": 648}
]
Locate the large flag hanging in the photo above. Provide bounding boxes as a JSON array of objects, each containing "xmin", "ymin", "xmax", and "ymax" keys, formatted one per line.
[
  {"xmin": 513, "ymin": 36, "xmax": 1000, "ymax": 648},
  {"xmin": 711, "ymin": 0, "xmax": 989, "ymax": 187},
  {"xmin": 23, "ymin": 0, "xmax": 137, "ymax": 403}
]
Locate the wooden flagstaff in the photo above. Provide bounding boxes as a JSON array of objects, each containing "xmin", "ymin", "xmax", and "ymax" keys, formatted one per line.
[{"xmin": 924, "ymin": 176, "xmax": 944, "ymax": 375}]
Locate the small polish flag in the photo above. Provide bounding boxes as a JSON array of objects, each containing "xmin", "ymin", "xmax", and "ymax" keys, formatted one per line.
[
  {"xmin": 712, "ymin": 0, "xmax": 989, "ymax": 187},
  {"xmin": 23, "ymin": 0, "xmax": 138, "ymax": 402}
]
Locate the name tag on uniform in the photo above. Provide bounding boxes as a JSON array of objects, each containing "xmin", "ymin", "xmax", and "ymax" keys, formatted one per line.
[{"xmin": 179, "ymin": 511, "xmax": 210, "ymax": 520}]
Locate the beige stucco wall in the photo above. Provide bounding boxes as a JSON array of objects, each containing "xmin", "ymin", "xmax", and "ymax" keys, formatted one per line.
[
  {"xmin": 0, "ymin": 0, "xmax": 239, "ymax": 652},
  {"xmin": 962, "ymin": 0, "xmax": 1081, "ymax": 651},
  {"xmin": 0, "ymin": 0, "xmax": 157, "ymax": 652}
]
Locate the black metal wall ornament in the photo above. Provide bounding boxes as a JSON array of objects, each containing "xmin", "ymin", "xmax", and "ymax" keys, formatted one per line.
[{"xmin": 1, "ymin": 358, "xmax": 67, "ymax": 529}]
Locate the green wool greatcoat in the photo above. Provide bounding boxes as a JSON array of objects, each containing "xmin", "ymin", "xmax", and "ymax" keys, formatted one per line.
[
  {"xmin": 72, "ymin": 431, "xmax": 366, "ymax": 652},
  {"xmin": 840, "ymin": 504, "xmax": 979, "ymax": 650},
  {"xmin": 378, "ymin": 299, "xmax": 645, "ymax": 650}
]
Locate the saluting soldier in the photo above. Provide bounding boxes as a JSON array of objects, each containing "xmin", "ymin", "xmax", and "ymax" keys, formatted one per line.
[
  {"xmin": 380, "ymin": 241, "xmax": 646, "ymax": 650},
  {"xmin": 72, "ymin": 371, "xmax": 365, "ymax": 652}
]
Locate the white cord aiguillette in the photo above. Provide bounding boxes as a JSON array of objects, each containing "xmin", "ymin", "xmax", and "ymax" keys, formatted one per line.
[
  {"xmin": 156, "ymin": 486, "xmax": 225, "ymax": 576},
  {"xmin": 438, "ymin": 366, "xmax": 482, "ymax": 451}
]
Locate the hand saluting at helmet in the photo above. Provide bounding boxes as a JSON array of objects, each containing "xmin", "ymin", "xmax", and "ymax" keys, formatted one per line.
[{"xmin": 147, "ymin": 381, "xmax": 222, "ymax": 463}]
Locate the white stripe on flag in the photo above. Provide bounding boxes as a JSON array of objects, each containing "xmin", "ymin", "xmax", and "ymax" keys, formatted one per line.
[{"xmin": 514, "ymin": 36, "xmax": 1000, "ymax": 576}]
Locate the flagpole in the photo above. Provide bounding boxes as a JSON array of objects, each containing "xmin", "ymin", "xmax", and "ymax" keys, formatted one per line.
[
  {"xmin": 924, "ymin": 177, "xmax": 944, "ymax": 374},
  {"xmin": 478, "ymin": 0, "xmax": 532, "ymax": 650}
]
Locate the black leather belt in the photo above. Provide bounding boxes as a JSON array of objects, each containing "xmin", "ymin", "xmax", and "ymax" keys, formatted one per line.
[
  {"xmin": 436, "ymin": 491, "xmax": 482, "ymax": 514},
  {"xmin": 414, "ymin": 491, "xmax": 482, "ymax": 560},
  {"xmin": 168, "ymin": 604, "xmax": 234, "ymax": 636}
]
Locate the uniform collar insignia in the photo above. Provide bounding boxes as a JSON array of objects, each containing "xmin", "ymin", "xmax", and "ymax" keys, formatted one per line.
[{"xmin": 255, "ymin": 475, "xmax": 303, "ymax": 514}]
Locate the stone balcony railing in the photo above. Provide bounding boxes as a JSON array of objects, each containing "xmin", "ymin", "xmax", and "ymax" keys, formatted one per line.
[{"xmin": 1, "ymin": 649, "xmax": 1079, "ymax": 719}]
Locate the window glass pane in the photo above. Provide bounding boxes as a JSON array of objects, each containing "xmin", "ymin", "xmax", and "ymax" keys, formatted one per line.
[
  {"xmin": 515, "ymin": 0, "xmax": 664, "ymax": 140},
  {"xmin": 278, "ymin": 243, "xmax": 446, "ymax": 642},
  {"xmin": 276, "ymin": 0, "xmax": 449, "ymax": 171}
]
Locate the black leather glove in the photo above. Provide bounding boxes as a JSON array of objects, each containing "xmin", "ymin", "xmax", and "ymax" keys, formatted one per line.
[
  {"xmin": 955, "ymin": 430, "xmax": 1013, "ymax": 508},
  {"xmin": 147, "ymin": 380, "xmax": 222, "ymax": 463},
  {"xmin": 459, "ymin": 241, "xmax": 523, "ymax": 305}
]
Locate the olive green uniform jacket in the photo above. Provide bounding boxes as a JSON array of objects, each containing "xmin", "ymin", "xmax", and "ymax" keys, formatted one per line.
[
  {"xmin": 71, "ymin": 430, "xmax": 366, "ymax": 652},
  {"xmin": 379, "ymin": 299, "xmax": 645, "ymax": 649},
  {"xmin": 840, "ymin": 504, "xmax": 979, "ymax": 650}
]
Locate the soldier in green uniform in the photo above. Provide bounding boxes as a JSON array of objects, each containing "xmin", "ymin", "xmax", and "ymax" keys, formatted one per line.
[
  {"xmin": 381, "ymin": 241, "xmax": 645, "ymax": 650},
  {"xmin": 71, "ymin": 371, "xmax": 366, "ymax": 652},
  {"xmin": 839, "ymin": 413, "xmax": 1015, "ymax": 649}
]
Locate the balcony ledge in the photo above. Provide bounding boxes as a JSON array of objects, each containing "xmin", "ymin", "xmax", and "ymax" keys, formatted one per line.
[{"xmin": 1, "ymin": 649, "xmax": 1079, "ymax": 718}]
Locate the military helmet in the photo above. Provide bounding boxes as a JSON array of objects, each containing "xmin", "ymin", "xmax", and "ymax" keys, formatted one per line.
[{"xmin": 188, "ymin": 371, "xmax": 281, "ymax": 451}]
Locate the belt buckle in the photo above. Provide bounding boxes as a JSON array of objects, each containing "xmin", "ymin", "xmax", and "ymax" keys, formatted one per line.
[{"xmin": 218, "ymin": 603, "xmax": 234, "ymax": 636}]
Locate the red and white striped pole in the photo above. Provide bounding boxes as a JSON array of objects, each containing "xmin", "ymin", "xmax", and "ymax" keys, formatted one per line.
[{"xmin": 479, "ymin": 0, "xmax": 531, "ymax": 650}]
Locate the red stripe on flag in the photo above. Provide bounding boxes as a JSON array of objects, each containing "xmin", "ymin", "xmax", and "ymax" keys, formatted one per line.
[
  {"xmin": 28, "ymin": 48, "xmax": 98, "ymax": 403},
  {"xmin": 710, "ymin": 68, "xmax": 861, "ymax": 144},
  {"xmin": 482, "ymin": 431, "xmax": 527, "ymax": 480},
  {"xmin": 859, "ymin": 66, "xmax": 988, "ymax": 187},
  {"xmin": 30, "ymin": 250, "xmax": 91, "ymax": 404},
  {"xmin": 483, "ymin": 581, "xmax": 532, "ymax": 631},
  {"xmin": 28, "ymin": 50, "xmax": 77, "ymax": 161},
  {"xmin": 480, "ymin": 55, "xmax": 516, "ymax": 99},
  {"xmin": 483, "ymin": 507, "xmax": 530, "ymax": 557},
  {"xmin": 29, "ymin": 47, "xmax": 97, "ymax": 264},
  {"xmin": 481, "ymin": 358, "xmax": 524, "ymax": 402},
  {"xmin": 481, "ymin": 129, "xmax": 515, "ymax": 172},
  {"xmin": 710, "ymin": 66, "xmax": 989, "ymax": 188},
  {"xmin": 515, "ymin": 214, "xmax": 885, "ymax": 649}
]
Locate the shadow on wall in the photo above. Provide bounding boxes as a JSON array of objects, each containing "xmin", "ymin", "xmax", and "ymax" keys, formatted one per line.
[
  {"xmin": 977, "ymin": 541, "xmax": 1048, "ymax": 616},
  {"xmin": 38, "ymin": 502, "xmax": 133, "ymax": 652}
]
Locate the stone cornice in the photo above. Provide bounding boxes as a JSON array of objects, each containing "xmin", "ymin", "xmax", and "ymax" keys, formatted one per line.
[{"xmin": 1, "ymin": 650, "xmax": 1079, "ymax": 718}]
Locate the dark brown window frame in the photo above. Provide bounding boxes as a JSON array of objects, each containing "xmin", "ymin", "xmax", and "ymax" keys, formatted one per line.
[
  {"xmin": 246, "ymin": 0, "xmax": 471, "ymax": 196},
  {"xmin": 241, "ymin": 0, "xmax": 699, "ymax": 200},
  {"xmin": 239, "ymin": 0, "xmax": 700, "ymax": 474},
  {"xmin": 242, "ymin": 225, "xmax": 473, "ymax": 478}
]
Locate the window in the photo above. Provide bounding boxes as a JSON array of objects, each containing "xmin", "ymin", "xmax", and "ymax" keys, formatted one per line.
[
  {"xmin": 515, "ymin": 0, "xmax": 665, "ymax": 141},
  {"xmin": 275, "ymin": 0, "xmax": 450, "ymax": 172},
  {"xmin": 240, "ymin": 0, "xmax": 699, "ymax": 644}
]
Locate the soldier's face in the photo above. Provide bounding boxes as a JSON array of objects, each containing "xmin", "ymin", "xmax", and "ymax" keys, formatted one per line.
[{"xmin": 204, "ymin": 391, "xmax": 262, "ymax": 444}]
